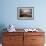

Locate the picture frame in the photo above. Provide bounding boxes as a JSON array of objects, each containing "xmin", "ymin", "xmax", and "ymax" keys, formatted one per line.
[{"xmin": 17, "ymin": 7, "xmax": 34, "ymax": 20}]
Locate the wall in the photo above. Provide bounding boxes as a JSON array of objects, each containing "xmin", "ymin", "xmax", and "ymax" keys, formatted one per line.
[
  {"xmin": 0, "ymin": 0, "xmax": 46, "ymax": 28},
  {"xmin": 0, "ymin": 0, "xmax": 46, "ymax": 29},
  {"xmin": 0, "ymin": 0, "xmax": 46, "ymax": 44}
]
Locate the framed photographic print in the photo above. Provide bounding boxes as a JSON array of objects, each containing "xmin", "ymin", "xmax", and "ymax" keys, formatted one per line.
[{"xmin": 17, "ymin": 7, "xmax": 34, "ymax": 20}]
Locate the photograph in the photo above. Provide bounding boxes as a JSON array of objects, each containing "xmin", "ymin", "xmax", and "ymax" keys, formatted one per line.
[{"xmin": 17, "ymin": 7, "xmax": 34, "ymax": 20}]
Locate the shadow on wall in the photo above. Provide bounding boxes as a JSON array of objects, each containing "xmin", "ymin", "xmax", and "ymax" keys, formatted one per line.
[{"xmin": 0, "ymin": 24, "xmax": 7, "ymax": 43}]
